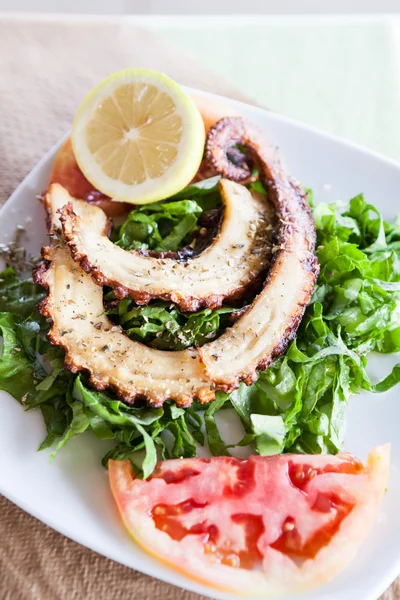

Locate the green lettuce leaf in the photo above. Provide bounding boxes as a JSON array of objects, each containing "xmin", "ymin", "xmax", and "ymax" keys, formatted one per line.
[
  {"xmin": 2, "ymin": 187, "xmax": 400, "ymax": 477},
  {"xmin": 204, "ymin": 392, "xmax": 231, "ymax": 456},
  {"xmin": 250, "ymin": 414, "xmax": 286, "ymax": 455},
  {"xmin": 109, "ymin": 300, "xmax": 235, "ymax": 351},
  {"xmin": 0, "ymin": 268, "xmax": 45, "ymax": 317},
  {"xmin": 205, "ymin": 193, "xmax": 400, "ymax": 457},
  {"xmin": 0, "ymin": 312, "xmax": 36, "ymax": 399},
  {"xmin": 115, "ymin": 176, "xmax": 221, "ymax": 251}
]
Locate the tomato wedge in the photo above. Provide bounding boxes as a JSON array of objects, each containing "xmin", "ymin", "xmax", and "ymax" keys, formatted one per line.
[{"xmin": 109, "ymin": 446, "xmax": 389, "ymax": 596}]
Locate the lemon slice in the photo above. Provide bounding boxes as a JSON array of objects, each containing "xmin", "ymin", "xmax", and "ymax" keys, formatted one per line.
[{"xmin": 71, "ymin": 69, "xmax": 205, "ymax": 204}]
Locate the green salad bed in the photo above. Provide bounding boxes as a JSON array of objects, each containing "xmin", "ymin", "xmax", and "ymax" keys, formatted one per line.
[{"xmin": 1, "ymin": 177, "xmax": 400, "ymax": 478}]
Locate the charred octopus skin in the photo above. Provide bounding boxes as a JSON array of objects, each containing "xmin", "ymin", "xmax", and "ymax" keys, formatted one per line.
[
  {"xmin": 34, "ymin": 114, "xmax": 318, "ymax": 406},
  {"xmin": 59, "ymin": 178, "xmax": 275, "ymax": 312}
]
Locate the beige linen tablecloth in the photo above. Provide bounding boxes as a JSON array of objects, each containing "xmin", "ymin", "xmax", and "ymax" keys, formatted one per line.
[{"xmin": 0, "ymin": 17, "xmax": 398, "ymax": 600}]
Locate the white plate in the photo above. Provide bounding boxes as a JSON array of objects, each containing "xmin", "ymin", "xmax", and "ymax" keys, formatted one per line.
[{"xmin": 1, "ymin": 88, "xmax": 399, "ymax": 600}]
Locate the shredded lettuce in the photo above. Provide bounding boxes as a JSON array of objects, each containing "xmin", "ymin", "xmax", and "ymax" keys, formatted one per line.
[
  {"xmin": 2, "ymin": 189, "xmax": 400, "ymax": 476},
  {"xmin": 108, "ymin": 300, "xmax": 235, "ymax": 350}
]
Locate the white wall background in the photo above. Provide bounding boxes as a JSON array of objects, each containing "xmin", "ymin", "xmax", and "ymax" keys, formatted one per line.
[{"xmin": 1, "ymin": 0, "xmax": 400, "ymax": 14}]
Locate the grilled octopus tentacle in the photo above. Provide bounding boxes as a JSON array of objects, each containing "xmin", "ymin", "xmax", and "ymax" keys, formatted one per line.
[
  {"xmin": 199, "ymin": 117, "xmax": 319, "ymax": 388},
  {"xmin": 59, "ymin": 178, "xmax": 275, "ymax": 312},
  {"xmin": 34, "ymin": 117, "xmax": 319, "ymax": 405}
]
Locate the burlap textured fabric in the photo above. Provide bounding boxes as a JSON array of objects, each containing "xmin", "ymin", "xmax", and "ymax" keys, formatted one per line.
[{"xmin": 0, "ymin": 16, "xmax": 397, "ymax": 600}]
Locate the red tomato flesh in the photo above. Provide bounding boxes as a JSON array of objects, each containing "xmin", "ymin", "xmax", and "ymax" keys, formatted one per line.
[
  {"xmin": 109, "ymin": 447, "xmax": 389, "ymax": 595},
  {"xmin": 149, "ymin": 456, "xmax": 362, "ymax": 565}
]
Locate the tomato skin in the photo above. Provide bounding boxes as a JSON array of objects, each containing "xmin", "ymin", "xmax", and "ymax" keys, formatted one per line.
[{"xmin": 109, "ymin": 446, "xmax": 389, "ymax": 596}]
